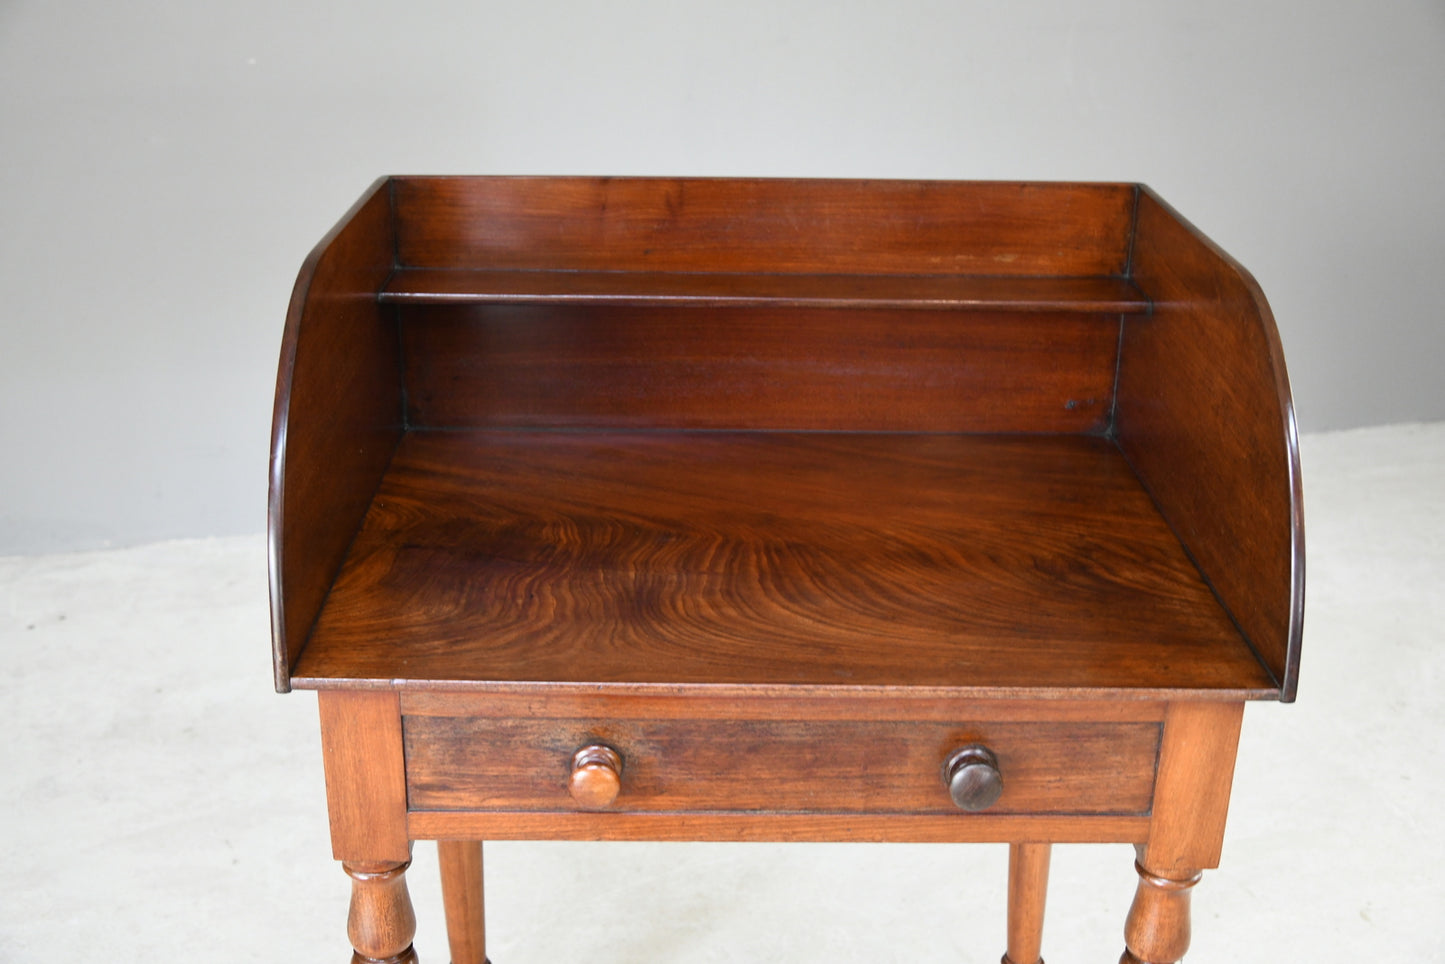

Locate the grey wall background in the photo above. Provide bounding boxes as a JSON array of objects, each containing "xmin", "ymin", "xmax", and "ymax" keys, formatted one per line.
[{"xmin": 2, "ymin": 0, "xmax": 1442, "ymax": 555}]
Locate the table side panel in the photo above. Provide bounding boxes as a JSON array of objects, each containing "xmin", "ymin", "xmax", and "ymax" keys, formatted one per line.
[
  {"xmin": 1117, "ymin": 188, "xmax": 1304, "ymax": 699},
  {"xmin": 270, "ymin": 179, "xmax": 403, "ymax": 692}
]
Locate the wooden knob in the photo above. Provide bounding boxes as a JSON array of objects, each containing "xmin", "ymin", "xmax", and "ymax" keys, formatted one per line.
[
  {"xmin": 943, "ymin": 744, "xmax": 1003, "ymax": 812},
  {"xmin": 568, "ymin": 744, "xmax": 623, "ymax": 809}
]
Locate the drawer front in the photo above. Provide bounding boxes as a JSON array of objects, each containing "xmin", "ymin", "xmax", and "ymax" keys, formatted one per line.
[{"xmin": 404, "ymin": 716, "xmax": 1159, "ymax": 816}]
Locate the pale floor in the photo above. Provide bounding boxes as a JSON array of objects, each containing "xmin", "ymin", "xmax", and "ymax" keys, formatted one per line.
[{"xmin": 2, "ymin": 422, "xmax": 1442, "ymax": 962}]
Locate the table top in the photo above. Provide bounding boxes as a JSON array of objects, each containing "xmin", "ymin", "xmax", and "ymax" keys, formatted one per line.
[{"xmin": 290, "ymin": 430, "xmax": 1275, "ymax": 699}]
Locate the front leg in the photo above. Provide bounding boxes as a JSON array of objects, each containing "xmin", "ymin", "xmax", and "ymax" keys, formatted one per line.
[
  {"xmin": 1119, "ymin": 859, "xmax": 1201, "ymax": 964},
  {"xmin": 346, "ymin": 859, "xmax": 419, "ymax": 964},
  {"xmin": 319, "ymin": 691, "xmax": 415, "ymax": 963},
  {"xmin": 1120, "ymin": 701, "xmax": 1244, "ymax": 964}
]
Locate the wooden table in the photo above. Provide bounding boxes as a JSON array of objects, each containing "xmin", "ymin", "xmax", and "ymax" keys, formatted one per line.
[{"xmin": 269, "ymin": 177, "xmax": 1303, "ymax": 964}]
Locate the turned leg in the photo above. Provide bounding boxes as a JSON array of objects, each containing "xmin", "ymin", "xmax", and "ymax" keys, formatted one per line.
[
  {"xmin": 345, "ymin": 859, "xmax": 418, "ymax": 964},
  {"xmin": 1119, "ymin": 859, "xmax": 1201, "ymax": 964},
  {"xmin": 1003, "ymin": 842, "xmax": 1050, "ymax": 964},
  {"xmin": 438, "ymin": 840, "xmax": 489, "ymax": 964}
]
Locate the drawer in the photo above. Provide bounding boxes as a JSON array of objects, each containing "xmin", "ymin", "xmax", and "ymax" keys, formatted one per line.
[{"xmin": 403, "ymin": 716, "xmax": 1160, "ymax": 816}]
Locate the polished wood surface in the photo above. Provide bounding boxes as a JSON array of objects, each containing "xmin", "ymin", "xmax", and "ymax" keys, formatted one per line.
[
  {"xmin": 382, "ymin": 267, "xmax": 1150, "ymax": 312},
  {"xmin": 1116, "ymin": 187, "xmax": 1304, "ymax": 700},
  {"xmin": 293, "ymin": 431, "xmax": 1273, "ymax": 696},
  {"xmin": 944, "ymin": 744, "xmax": 1006, "ymax": 812},
  {"xmin": 392, "ymin": 177, "xmax": 1136, "ymax": 276},
  {"xmin": 318, "ymin": 691, "xmax": 410, "ymax": 864},
  {"xmin": 344, "ymin": 860, "xmax": 418, "ymax": 964},
  {"xmin": 567, "ymin": 744, "xmax": 624, "ymax": 810},
  {"xmin": 404, "ymin": 716, "xmax": 1158, "ymax": 815},
  {"xmin": 399, "ymin": 305, "xmax": 1121, "ymax": 433},
  {"xmin": 1005, "ymin": 842, "xmax": 1051, "ymax": 964},
  {"xmin": 1120, "ymin": 862, "xmax": 1201, "ymax": 964},
  {"xmin": 269, "ymin": 178, "xmax": 402, "ymax": 692},
  {"xmin": 271, "ymin": 178, "xmax": 1302, "ymax": 961},
  {"xmin": 437, "ymin": 841, "xmax": 487, "ymax": 964}
]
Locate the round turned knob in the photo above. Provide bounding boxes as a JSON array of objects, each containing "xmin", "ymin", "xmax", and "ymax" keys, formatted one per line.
[
  {"xmin": 943, "ymin": 744, "xmax": 1003, "ymax": 812},
  {"xmin": 568, "ymin": 744, "xmax": 623, "ymax": 809}
]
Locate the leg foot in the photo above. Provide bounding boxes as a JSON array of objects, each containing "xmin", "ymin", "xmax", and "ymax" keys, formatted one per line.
[
  {"xmin": 438, "ymin": 840, "xmax": 489, "ymax": 964},
  {"xmin": 1119, "ymin": 860, "xmax": 1202, "ymax": 964},
  {"xmin": 345, "ymin": 859, "xmax": 418, "ymax": 964},
  {"xmin": 1002, "ymin": 842, "xmax": 1050, "ymax": 964}
]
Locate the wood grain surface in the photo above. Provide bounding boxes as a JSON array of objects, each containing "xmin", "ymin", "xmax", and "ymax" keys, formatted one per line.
[
  {"xmin": 318, "ymin": 690, "xmax": 410, "ymax": 863},
  {"xmin": 290, "ymin": 431, "xmax": 1275, "ymax": 697},
  {"xmin": 402, "ymin": 716, "xmax": 1160, "ymax": 815},
  {"xmin": 269, "ymin": 179, "xmax": 402, "ymax": 692},
  {"xmin": 392, "ymin": 177, "xmax": 1136, "ymax": 276},
  {"xmin": 399, "ymin": 305, "xmax": 1122, "ymax": 433},
  {"xmin": 1116, "ymin": 188, "xmax": 1304, "ymax": 700}
]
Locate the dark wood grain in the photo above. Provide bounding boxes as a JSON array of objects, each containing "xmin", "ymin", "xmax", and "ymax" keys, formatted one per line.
[
  {"xmin": 381, "ymin": 268, "xmax": 1150, "ymax": 312},
  {"xmin": 273, "ymin": 179, "xmax": 1302, "ymax": 963},
  {"xmin": 1116, "ymin": 188, "xmax": 1304, "ymax": 700},
  {"xmin": 269, "ymin": 179, "xmax": 402, "ymax": 692},
  {"xmin": 403, "ymin": 716, "xmax": 1159, "ymax": 816},
  {"xmin": 400, "ymin": 305, "xmax": 1121, "ymax": 433},
  {"xmin": 291, "ymin": 431, "xmax": 1275, "ymax": 697},
  {"xmin": 392, "ymin": 177, "xmax": 1136, "ymax": 276}
]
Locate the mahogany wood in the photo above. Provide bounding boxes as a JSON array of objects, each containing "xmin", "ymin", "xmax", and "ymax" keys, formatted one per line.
[
  {"xmin": 403, "ymin": 717, "xmax": 1159, "ymax": 815},
  {"xmin": 1143, "ymin": 701, "xmax": 1245, "ymax": 876},
  {"xmin": 1119, "ymin": 701, "xmax": 1244, "ymax": 963},
  {"xmin": 344, "ymin": 860, "xmax": 418, "ymax": 964},
  {"xmin": 398, "ymin": 305, "xmax": 1121, "ymax": 433},
  {"xmin": 1005, "ymin": 842, "xmax": 1051, "ymax": 964},
  {"xmin": 1120, "ymin": 863, "xmax": 1201, "ymax": 964},
  {"xmin": 437, "ymin": 841, "xmax": 487, "ymax": 964},
  {"xmin": 1116, "ymin": 187, "xmax": 1304, "ymax": 700},
  {"xmin": 293, "ymin": 431, "xmax": 1273, "ymax": 697},
  {"xmin": 381, "ymin": 267, "xmax": 1150, "ymax": 312},
  {"xmin": 318, "ymin": 691, "xmax": 410, "ymax": 864},
  {"xmin": 269, "ymin": 178, "xmax": 402, "ymax": 692},
  {"xmin": 391, "ymin": 177, "xmax": 1136, "ymax": 276},
  {"xmin": 270, "ymin": 178, "xmax": 1303, "ymax": 962}
]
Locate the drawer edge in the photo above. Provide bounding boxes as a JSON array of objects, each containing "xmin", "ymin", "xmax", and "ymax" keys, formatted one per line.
[{"xmin": 408, "ymin": 810, "xmax": 1150, "ymax": 844}]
